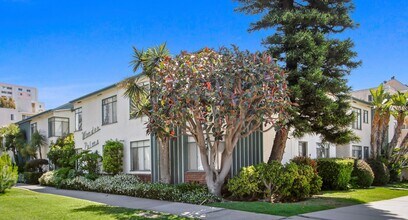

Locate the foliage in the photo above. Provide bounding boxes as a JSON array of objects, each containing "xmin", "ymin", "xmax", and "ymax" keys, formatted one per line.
[
  {"xmin": 30, "ymin": 131, "xmax": 47, "ymax": 159},
  {"xmin": 291, "ymin": 156, "xmax": 317, "ymax": 172},
  {"xmin": 227, "ymin": 162, "xmax": 321, "ymax": 202},
  {"xmin": 47, "ymin": 134, "xmax": 76, "ymax": 169},
  {"xmin": 102, "ymin": 140, "xmax": 123, "ymax": 175},
  {"xmin": 351, "ymin": 160, "xmax": 374, "ymax": 188},
  {"xmin": 52, "ymin": 168, "xmax": 78, "ymax": 187},
  {"xmin": 0, "ymin": 124, "xmax": 28, "ymax": 171},
  {"xmin": 22, "ymin": 172, "xmax": 43, "ymax": 185},
  {"xmin": 367, "ymin": 159, "xmax": 390, "ymax": 186},
  {"xmin": 24, "ymin": 159, "xmax": 48, "ymax": 173},
  {"xmin": 0, "ymin": 96, "xmax": 16, "ymax": 109},
  {"xmin": 317, "ymin": 158, "xmax": 354, "ymax": 190},
  {"xmin": 236, "ymin": 0, "xmax": 360, "ymax": 162},
  {"xmin": 58, "ymin": 175, "xmax": 220, "ymax": 205},
  {"xmin": 227, "ymin": 165, "xmax": 260, "ymax": 199},
  {"xmin": 38, "ymin": 171, "xmax": 55, "ymax": 186},
  {"xmin": 77, "ymin": 150, "xmax": 102, "ymax": 180},
  {"xmin": 0, "ymin": 153, "xmax": 18, "ymax": 193}
]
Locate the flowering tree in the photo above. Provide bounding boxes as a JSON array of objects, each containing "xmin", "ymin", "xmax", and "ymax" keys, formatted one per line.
[{"xmin": 153, "ymin": 47, "xmax": 290, "ymax": 195}]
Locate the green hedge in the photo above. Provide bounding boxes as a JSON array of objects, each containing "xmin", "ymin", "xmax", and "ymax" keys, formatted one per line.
[
  {"xmin": 23, "ymin": 172, "xmax": 43, "ymax": 185},
  {"xmin": 351, "ymin": 160, "xmax": 374, "ymax": 188},
  {"xmin": 317, "ymin": 158, "xmax": 354, "ymax": 190},
  {"xmin": 367, "ymin": 159, "xmax": 390, "ymax": 186},
  {"xmin": 102, "ymin": 140, "xmax": 124, "ymax": 175}
]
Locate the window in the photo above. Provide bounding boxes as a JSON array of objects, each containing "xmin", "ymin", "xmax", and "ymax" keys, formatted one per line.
[
  {"xmin": 298, "ymin": 141, "xmax": 308, "ymax": 157},
  {"xmin": 18, "ymin": 88, "xmax": 22, "ymax": 91},
  {"xmin": 30, "ymin": 123, "xmax": 37, "ymax": 135},
  {"xmin": 27, "ymin": 89, "xmax": 31, "ymax": 92},
  {"xmin": 352, "ymin": 145, "xmax": 362, "ymax": 159},
  {"xmin": 368, "ymin": 95, "xmax": 373, "ymax": 102},
  {"xmin": 363, "ymin": 110, "xmax": 369, "ymax": 124},
  {"xmin": 364, "ymin": 146, "xmax": 369, "ymax": 159},
  {"xmin": 10, "ymin": 114, "xmax": 14, "ymax": 121},
  {"xmin": 352, "ymin": 108, "xmax": 362, "ymax": 130},
  {"xmin": 316, "ymin": 142, "xmax": 330, "ymax": 158},
  {"xmin": 102, "ymin": 96, "xmax": 117, "ymax": 125},
  {"xmin": 48, "ymin": 117, "xmax": 69, "ymax": 137},
  {"xmin": 130, "ymin": 140, "xmax": 151, "ymax": 171},
  {"xmin": 74, "ymin": 108, "xmax": 82, "ymax": 131},
  {"xmin": 188, "ymin": 136, "xmax": 204, "ymax": 170}
]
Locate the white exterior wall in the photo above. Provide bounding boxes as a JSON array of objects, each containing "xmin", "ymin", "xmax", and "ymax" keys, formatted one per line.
[
  {"xmin": 72, "ymin": 84, "xmax": 150, "ymax": 175},
  {"xmin": 0, "ymin": 108, "xmax": 21, "ymax": 126},
  {"xmin": 28, "ymin": 110, "xmax": 74, "ymax": 159},
  {"xmin": 263, "ymin": 99, "xmax": 372, "ymax": 163}
]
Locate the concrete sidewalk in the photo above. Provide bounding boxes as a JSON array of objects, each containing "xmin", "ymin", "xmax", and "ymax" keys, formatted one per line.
[
  {"xmin": 288, "ymin": 195, "xmax": 408, "ymax": 220},
  {"xmin": 16, "ymin": 184, "xmax": 282, "ymax": 220}
]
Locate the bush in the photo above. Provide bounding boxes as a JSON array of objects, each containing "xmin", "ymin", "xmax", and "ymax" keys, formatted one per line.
[
  {"xmin": 367, "ymin": 159, "xmax": 390, "ymax": 186},
  {"xmin": 317, "ymin": 158, "xmax": 354, "ymax": 190},
  {"xmin": 77, "ymin": 150, "xmax": 102, "ymax": 180},
  {"xmin": 58, "ymin": 174, "xmax": 220, "ymax": 205},
  {"xmin": 25, "ymin": 159, "xmax": 48, "ymax": 172},
  {"xmin": 0, "ymin": 153, "xmax": 18, "ymax": 193},
  {"xmin": 53, "ymin": 168, "xmax": 77, "ymax": 187},
  {"xmin": 227, "ymin": 162, "xmax": 322, "ymax": 202},
  {"xmin": 102, "ymin": 140, "xmax": 124, "ymax": 175},
  {"xmin": 39, "ymin": 171, "xmax": 55, "ymax": 186},
  {"xmin": 47, "ymin": 134, "xmax": 76, "ymax": 169},
  {"xmin": 227, "ymin": 165, "xmax": 260, "ymax": 199},
  {"xmin": 23, "ymin": 172, "xmax": 43, "ymax": 185},
  {"xmin": 351, "ymin": 160, "xmax": 374, "ymax": 188},
  {"xmin": 291, "ymin": 156, "xmax": 317, "ymax": 172}
]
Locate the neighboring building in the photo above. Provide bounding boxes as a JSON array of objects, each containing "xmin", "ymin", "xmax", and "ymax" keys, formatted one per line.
[{"xmin": 0, "ymin": 82, "xmax": 45, "ymax": 126}]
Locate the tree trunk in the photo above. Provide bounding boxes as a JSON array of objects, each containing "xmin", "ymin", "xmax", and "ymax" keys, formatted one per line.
[
  {"xmin": 370, "ymin": 111, "xmax": 381, "ymax": 159},
  {"xmin": 158, "ymin": 139, "xmax": 171, "ymax": 184},
  {"xmin": 39, "ymin": 147, "xmax": 42, "ymax": 159},
  {"xmin": 205, "ymin": 154, "xmax": 233, "ymax": 197},
  {"xmin": 268, "ymin": 127, "xmax": 289, "ymax": 163},
  {"xmin": 387, "ymin": 114, "xmax": 405, "ymax": 159}
]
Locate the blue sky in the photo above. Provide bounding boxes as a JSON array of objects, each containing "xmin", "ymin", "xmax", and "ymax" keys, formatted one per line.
[{"xmin": 0, "ymin": 0, "xmax": 407, "ymax": 108}]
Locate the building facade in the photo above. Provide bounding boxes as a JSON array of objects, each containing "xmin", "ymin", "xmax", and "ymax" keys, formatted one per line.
[
  {"xmin": 0, "ymin": 82, "xmax": 45, "ymax": 126},
  {"xmin": 17, "ymin": 77, "xmax": 405, "ymax": 183}
]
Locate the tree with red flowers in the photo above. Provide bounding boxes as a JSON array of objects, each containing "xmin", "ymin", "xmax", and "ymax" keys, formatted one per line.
[{"xmin": 154, "ymin": 47, "xmax": 290, "ymax": 196}]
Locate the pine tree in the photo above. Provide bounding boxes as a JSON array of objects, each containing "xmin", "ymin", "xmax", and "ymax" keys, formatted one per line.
[{"xmin": 235, "ymin": 0, "xmax": 361, "ymax": 161}]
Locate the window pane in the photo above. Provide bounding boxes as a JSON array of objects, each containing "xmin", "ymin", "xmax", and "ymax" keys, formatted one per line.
[{"xmin": 144, "ymin": 146, "xmax": 151, "ymax": 170}]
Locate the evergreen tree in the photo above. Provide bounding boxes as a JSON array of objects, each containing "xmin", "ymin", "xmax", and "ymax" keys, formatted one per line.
[{"xmin": 235, "ymin": 0, "xmax": 361, "ymax": 161}]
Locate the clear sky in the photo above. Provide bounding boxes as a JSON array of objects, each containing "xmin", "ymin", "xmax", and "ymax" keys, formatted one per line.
[{"xmin": 0, "ymin": 0, "xmax": 407, "ymax": 108}]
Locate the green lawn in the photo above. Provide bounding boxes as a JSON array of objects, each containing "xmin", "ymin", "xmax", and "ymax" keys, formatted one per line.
[
  {"xmin": 209, "ymin": 187, "xmax": 408, "ymax": 217},
  {"xmin": 0, "ymin": 188, "xmax": 190, "ymax": 220}
]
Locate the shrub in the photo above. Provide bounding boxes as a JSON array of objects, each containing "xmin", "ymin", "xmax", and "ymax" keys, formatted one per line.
[
  {"xmin": 0, "ymin": 153, "xmax": 18, "ymax": 193},
  {"xmin": 47, "ymin": 134, "xmax": 76, "ymax": 169},
  {"xmin": 23, "ymin": 172, "xmax": 43, "ymax": 185},
  {"xmin": 367, "ymin": 159, "xmax": 390, "ymax": 186},
  {"xmin": 317, "ymin": 158, "xmax": 354, "ymax": 190},
  {"xmin": 102, "ymin": 140, "xmax": 124, "ymax": 175},
  {"xmin": 77, "ymin": 150, "xmax": 102, "ymax": 180},
  {"xmin": 39, "ymin": 171, "xmax": 55, "ymax": 186},
  {"xmin": 227, "ymin": 162, "xmax": 321, "ymax": 202},
  {"xmin": 227, "ymin": 165, "xmax": 260, "ymax": 199},
  {"xmin": 53, "ymin": 168, "xmax": 77, "ymax": 187},
  {"xmin": 24, "ymin": 159, "xmax": 48, "ymax": 172},
  {"xmin": 351, "ymin": 160, "xmax": 374, "ymax": 188},
  {"xmin": 291, "ymin": 156, "xmax": 317, "ymax": 172},
  {"xmin": 58, "ymin": 174, "xmax": 220, "ymax": 204}
]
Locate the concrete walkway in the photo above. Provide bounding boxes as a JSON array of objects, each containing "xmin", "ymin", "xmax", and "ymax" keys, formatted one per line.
[
  {"xmin": 16, "ymin": 184, "xmax": 282, "ymax": 220},
  {"xmin": 287, "ymin": 195, "xmax": 408, "ymax": 220}
]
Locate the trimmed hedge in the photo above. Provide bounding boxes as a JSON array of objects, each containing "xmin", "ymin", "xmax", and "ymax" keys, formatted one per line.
[
  {"xmin": 317, "ymin": 158, "xmax": 354, "ymax": 190},
  {"xmin": 367, "ymin": 159, "xmax": 390, "ymax": 186},
  {"xmin": 23, "ymin": 172, "xmax": 43, "ymax": 185},
  {"xmin": 351, "ymin": 160, "xmax": 374, "ymax": 188}
]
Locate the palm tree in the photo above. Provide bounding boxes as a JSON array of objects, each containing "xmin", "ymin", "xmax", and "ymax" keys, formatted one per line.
[
  {"xmin": 30, "ymin": 130, "xmax": 47, "ymax": 159},
  {"xmin": 387, "ymin": 91, "xmax": 408, "ymax": 159},
  {"xmin": 121, "ymin": 43, "xmax": 173, "ymax": 184},
  {"xmin": 370, "ymin": 84, "xmax": 392, "ymax": 159}
]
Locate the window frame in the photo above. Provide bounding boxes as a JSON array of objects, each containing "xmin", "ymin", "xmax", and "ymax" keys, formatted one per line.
[
  {"xmin": 298, "ymin": 141, "xmax": 308, "ymax": 157},
  {"xmin": 30, "ymin": 123, "xmax": 37, "ymax": 135},
  {"xmin": 352, "ymin": 145, "xmax": 362, "ymax": 159},
  {"xmin": 363, "ymin": 110, "xmax": 369, "ymax": 124},
  {"xmin": 130, "ymin": 140, "xmax": 151, "ymax": 172},
  {"xmin": 48, "ymin": 117, "xmax": 70, "ymax": 138},
  {"xmin": 352, "ymin": 107, "xmax": 362, "ymax": 130},
  {"xmin": 74, "ymin": 107, "xmax": 83, "ymax": 131},
  {"xmin": 316, "ymin": 142, "xmax": 330, "ymax": 158},
  {"xmin": 102, "ymin": 95, "xmax": 117, "ymax": 125}
]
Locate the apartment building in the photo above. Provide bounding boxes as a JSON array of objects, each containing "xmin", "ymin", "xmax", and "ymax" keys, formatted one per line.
[
  {"xmin": 0, "ymin": 82, "xmax": 45, "ymax": 126},
  {"xmin": 18, "ymin": 76, "xmax": 403, "ymax": 183}
]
